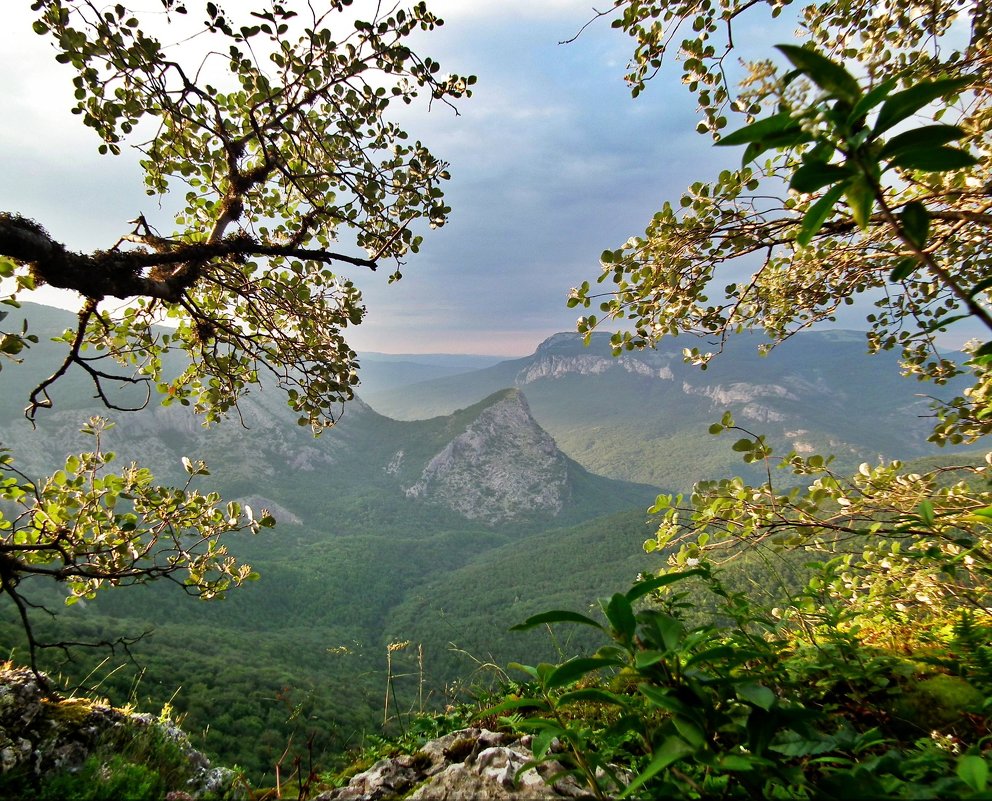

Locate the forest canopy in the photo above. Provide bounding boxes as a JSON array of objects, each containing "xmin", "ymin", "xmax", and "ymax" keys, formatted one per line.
[{"xmin": 0, "ymin": 0, "xmax": 471, "ymax": 669}]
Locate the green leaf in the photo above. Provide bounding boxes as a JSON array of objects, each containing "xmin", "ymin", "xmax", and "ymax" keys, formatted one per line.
[
  {"xmin": 625, "ymin": 568, "xmax": 707, "ymax": 603},
  {"xmin": 957, "ymin": 755, "xmax": 989, "ymax": 792},
  {"xmin": 776, "ymin": 44, "xmax": 861, "ymax": 103},
  {"xmin": 917, "ymin": 499, "xmax": 935, "ymax": 526},
  {"xmin": 889, "ymin": 256, "xmax": 919, "ymax": 282},
  {"xmin": 717, "ymin": 111, "xmax": 797, "ymax": 147},
  {"xmin": 684, "ymin": 645, "xmax": 742, "ymax": 668},
  {"xmin": 557, "ymin": 688, "xmax": 631, "ymax": 707},
  {"xmin": 790, "ymin": 161, "xmax": 853, "ymax": 193},
  {"xmin": 673, "ymin": 716, "xmax": 706, "ymax": 748},
  {"xmin": 889, "ymin": 145, "xmax": 978, "ymax": 172},
  {"xmin": 634, "ymin": 650, "xmax": 668, "ymax": 670},
  {"xmin": 797, "ymin": 183, "xmax": 846, "ymax": 246},
  {"xmin": 844, "ymin": 177, "xmax": 876, "ymax": 229},
  {"xmin": 713, "ymin": 753, "xmax": 758, "ymax": 771},
  {"xmin": 507, "ymin": 662, "xmax": 541, "ymax": 680},
  {"xmin": 874, "ymin": 77, "xmax": 973, "ymax": 135},
  {"xmin": 737, "ymin": 682, "xmax": 777, "ymax": 711},
  {"xmin": 899, "ymin": 201, "xmax": 930, "ymax": 249},
  {"xmin": 605, "ymin": 593, "xmax": 637, "ymax": 641},
  {"xmin": 620, "ymin": 735, "xmax": 695, "ymax": 798},
  {"xmin": 847, "ymin": 76, "xmax": 899, "ymax": 124},
  {"xmin": 639, "ymin": 684, "xmax": 694, "ymax": 716},
  {"xmin": 656, "ymin": 614, "xmax": 687, "ymax": 652},
  {"xmin": 510, "ymin": 610, "xmax": 604, "ymax": 632},
  {"xmin": 879, "ymin": 124, "xmax": 967, "ymax": 160},
  {"xmin": 546, "ymin": 657, "xmax": 624, "ymax": 690}
]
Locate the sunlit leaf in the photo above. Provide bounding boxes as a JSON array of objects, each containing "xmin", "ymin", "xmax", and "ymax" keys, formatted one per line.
[
  {"xmin": 797, "ymin": 183, "xmax": 846, "ymax": 246},
  {"xmin": 510, "ymin": 610, "xmax": 604, "ymax": 632},
  {"xmin": 874, "ymin": 77, "xmax": 973, "ymax": 135},
  {"xmin": 776, "ymin": 44, "xmax": 861, "ymax": 103}
]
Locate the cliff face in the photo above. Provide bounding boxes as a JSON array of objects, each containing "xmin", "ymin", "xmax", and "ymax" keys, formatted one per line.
[
  {"xmin": 0, "ymin": 665, "xmax": 241, "ymax": 800},
  {"xmin": 0, "ymin": 664, "xmax": 590, "ymax": 801},
  {"xmin": 404, "ymin": 390, "xmax": 569, "ymax": 523},
  {"xmin": 362, "ymin": 330, "xmax": 969, "ymax": 488}
]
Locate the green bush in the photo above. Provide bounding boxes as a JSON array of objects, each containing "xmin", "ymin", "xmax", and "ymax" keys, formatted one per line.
[{"xmin": 37, "ymin": 755, "xmax": 165, "ymax": 801}]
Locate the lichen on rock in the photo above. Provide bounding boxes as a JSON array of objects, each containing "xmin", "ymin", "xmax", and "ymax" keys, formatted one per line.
[
  {"xmin": 318, "ymin": 727, "xmax": 599, "ymax": 801},
  {"xmin": 0, "ymin": 663, "xmax": 244, "ymax": 800}
]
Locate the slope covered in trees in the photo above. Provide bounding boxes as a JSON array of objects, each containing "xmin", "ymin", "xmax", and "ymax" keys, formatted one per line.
[{"xmin": 1, "ymin": 0, "xmax": 992, "ymax": 797}]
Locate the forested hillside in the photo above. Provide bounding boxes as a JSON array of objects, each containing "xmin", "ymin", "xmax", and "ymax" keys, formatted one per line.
[
  {"xmin": 364, "ymin": 329, "xmax": 970, "ymax": 487},
  {"xmin": 1, "ymin": 0, "xmax": 991, "ymax": 797},
  {"xmin": 0, "ymin": 304, "xmax": 660, "ymax": 780}
]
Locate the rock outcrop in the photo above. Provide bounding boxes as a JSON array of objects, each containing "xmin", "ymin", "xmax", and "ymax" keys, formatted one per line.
[
  {"xmin": 319, "ymin": 728, "xmax": 600, "ymax": 801},
  {"xmin": 0, "ymin": 665, "xmax": 243, "ymax": 800},
  {"xmin": 405, "ymin": 390, "xmax": 570, "ymax": 523},
  {"xmin": 0, "ymin": 668, "xmax": 607, "ymax": 801}
]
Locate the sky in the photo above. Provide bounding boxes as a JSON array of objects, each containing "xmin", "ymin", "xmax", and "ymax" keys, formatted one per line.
[{"xmin": 0, "ymin": 1, "xmax": 956, "ymax": 357}]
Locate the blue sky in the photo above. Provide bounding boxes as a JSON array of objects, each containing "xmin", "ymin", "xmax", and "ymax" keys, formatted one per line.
[{"xmin": 1, "ymin": 1, "xmax": 945, "ymax": 356}]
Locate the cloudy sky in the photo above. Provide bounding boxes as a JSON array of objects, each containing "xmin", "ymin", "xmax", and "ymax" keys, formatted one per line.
[{"xmin": 0, "ymin": 1, "xmax": 853, "ymax": 356}]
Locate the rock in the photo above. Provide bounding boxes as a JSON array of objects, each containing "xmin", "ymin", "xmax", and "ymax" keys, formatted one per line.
[
  {"xmin": 0, "ymin": 664, "xmax": 243, "ymax": 800},
  {"xmin": 318, "ymin": 728, "xmax": 600, "ymax": 801},
  {"xmin": 404, "ymin": 391, "xmax": 569, "ymax": 523}
]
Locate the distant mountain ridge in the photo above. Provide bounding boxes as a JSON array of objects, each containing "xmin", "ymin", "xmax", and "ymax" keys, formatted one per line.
[
  {"xmin": 0, "ymin": 304, "xmax": 653, "ymax": 528},
  {"xmin": 361, "ymin": 329, "xmax": 969, "ymax": 489}
]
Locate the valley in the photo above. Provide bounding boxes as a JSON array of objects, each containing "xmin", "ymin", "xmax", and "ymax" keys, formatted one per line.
[{"xmin": 0, "ymin": 303, "xmax": 973, "ymax": 781}]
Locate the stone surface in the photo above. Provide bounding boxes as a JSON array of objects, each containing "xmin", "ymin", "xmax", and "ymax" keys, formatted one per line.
[
  {"xmin": 0, "ymin": 664, "xmax": 242, "ymax": 799},
  {"xmin": 405, "ymin": 391, "xmax": 570, "ymax": 523},
  {"xmin": 318, "ymin": 728, "xmax": 600, "ymax": 801}
]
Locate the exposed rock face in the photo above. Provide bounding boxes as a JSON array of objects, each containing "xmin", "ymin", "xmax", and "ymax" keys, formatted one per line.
[
  {"xmin": 516, "ymin": 353, "xmax": 672, "ymax": 384},
  {"xmin": 516, "ymin": 334, "xmax": 675, "ymax": 384},
  {"xmin": 318, "ymin": 728, "xmax": 599, "ymax": 801},
  {"xmin": 405, "ymin": 391, "xmax": 569, "ymax": 523},
  {"xmin": 0, "ymin": 665, "xmax": 242, "ymax": 800},
  {"xmin": 681, "ymin": 381, "xmax": 796, "ymax": 423}
]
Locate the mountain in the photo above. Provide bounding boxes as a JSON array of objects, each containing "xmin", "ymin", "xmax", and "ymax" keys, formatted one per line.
[
  {"xmin": 354, "ymin": 351, "xmax": 511, "ymax": 395},
  {"xmin": 0, "ymin": 303, "xmax": 662, "ymax": 778},
  {"xmin": 0, "ymin": 304, "xmax": 654, "ymax": 528},
  {"xmin": 361, "ymin": 330, "xmax": 970, "ymax": 488}
]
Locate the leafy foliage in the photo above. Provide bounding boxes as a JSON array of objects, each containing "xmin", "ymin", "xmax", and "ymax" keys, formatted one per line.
[
  {"xmin": 493, "ymin": 569, "xmax": 992, "ymax": 799},
  {"xmin": 517, "ymin": 1, "xmax": 992, "ymax": 798},
  {"xmin": 0, "ymin": 2, "xmax": 471, "ymax": 670},
  {"xmin": 565, "ymin": 0, "xmax": 992, "ymax": 698},
  {"xmin": 573, "ymin": 0, "xmax": 990, "ymax": 393}
]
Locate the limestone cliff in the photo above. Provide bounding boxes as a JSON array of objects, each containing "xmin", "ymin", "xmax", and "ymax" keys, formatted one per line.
[{"xmin": 405, "ymin": 389, "xmax": 570, "ymax": 523}]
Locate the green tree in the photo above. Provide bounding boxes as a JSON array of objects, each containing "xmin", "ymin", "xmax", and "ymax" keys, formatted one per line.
[
  {"xmin": 0, "ymin": 0, "xmax": 471, "ymax": 671},
  {"xmin": 571, "ymin": 1, "xmax": 991, "ymax": 622}
]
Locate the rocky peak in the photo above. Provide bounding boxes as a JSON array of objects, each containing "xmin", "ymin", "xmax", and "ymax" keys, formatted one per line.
[
  {"xmin": 0, "ymin": 665, "xmax": 241, "ymax": 799},
  {"xmin": 405, "ymin": 389, "xmax": 569, "ymax": 524},
  {"xmin": 520, "ymin": 333, "xmax": 675, "ymax": 384}
]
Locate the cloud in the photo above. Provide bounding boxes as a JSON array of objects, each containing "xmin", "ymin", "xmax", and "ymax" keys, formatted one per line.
[
  {"xmin": 427, "ymin": 0, "xmax": 601, "ymax": 23},
  {"xmin": 0, "ymin": 2, "xmax": 733, "ymax": 357}
]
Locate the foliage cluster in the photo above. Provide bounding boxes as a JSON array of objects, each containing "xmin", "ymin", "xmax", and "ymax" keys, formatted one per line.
[
  {"xmin": 0, "ymin": 0, "xmax": 472, "ymax": 673},
  {"xmin": 488, "ymin": 567, "xmax": 992, "ymax": 799},
  {"xmin": 478, "ymin": 0, "xmax": 992, "ymax": 796}
]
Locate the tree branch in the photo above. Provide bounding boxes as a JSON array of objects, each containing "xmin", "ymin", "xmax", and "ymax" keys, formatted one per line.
[{"xmin": 0, "ymin": 213, "xmax": 378, "ymax": 306}]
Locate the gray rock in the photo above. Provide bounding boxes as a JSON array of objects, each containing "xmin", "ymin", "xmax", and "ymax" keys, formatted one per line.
[
  {"xmin": 0, "ymin": 665, "xmax": 243, "ymax": 800},
  {"xmin": 318, "ymin": 728, "xmax": 600, "ymax": 801}
]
